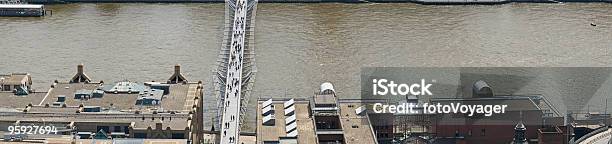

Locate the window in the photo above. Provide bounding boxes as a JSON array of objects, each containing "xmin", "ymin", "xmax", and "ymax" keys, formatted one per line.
[
  {"xmin": 172, "ymin": 133, "xmax": 184, "ymax": 139},
  {"xmin": 97, "ymin": 126, "xmax": 109, "ymax": 133},
  {"xmin": 114, "ymin": 126, "xmax": 121, "ymax": 132},
  {"xmin": 134, "ymin": 133, "xmax": 146, "ymax": 138},
  {"xmin": 481, "ymin": 129, "xmax": 486, "ymax": 136}
]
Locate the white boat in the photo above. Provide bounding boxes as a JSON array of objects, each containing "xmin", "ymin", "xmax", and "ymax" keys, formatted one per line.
[{"xmin": 0, "ymin": 4, "xmax": 45, "ymax": 17}]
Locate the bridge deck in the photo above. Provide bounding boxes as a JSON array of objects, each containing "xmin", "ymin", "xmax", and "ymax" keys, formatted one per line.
[{"xmin": 219, "ymin": 0, "xmax": 249, "ymax": 143}]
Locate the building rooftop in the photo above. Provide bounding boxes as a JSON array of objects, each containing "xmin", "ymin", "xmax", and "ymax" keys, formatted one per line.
[
  {"xmin": 0, "ymin": 91, "xmax": 47, "ymax": 110},
  {"xmin": 0, "ymin": 81, "xmax": 200, "ymax": 135},
  {"xmin": 256, "ymin": 98, "xmax": 378, "ymax": 144},
  {"xmin": 0, "ymin": 113, "xmax": 192, "ymax": 130},
  {"xmin": 28, "ymin": 106, "xmax": 81, "ymax": 113},
  {"xmin": 42, "ymin": 82, "xmax": 141, "ymax": 111},
  {"xmin": 0, "ymin": 73, "xmax": 30, "ymax": 85},
  {"xmin": 0, "ymin": 65, "xmax": 201, "ymax": 140},
  {"xmin": 37, "ymin": 82, "xmax": 198, "ymax": 113},
  {"xmin": 132, "ymin": 115, "xmax": 192, "ymax": 130},
  {"xmin": 256, "ymin": 99, "xmax": 317, "ymax": 144},
  {"xmin": 431, "ymin": 96, "xmax": 541, "ymax": 112},
  {"xmin": 45, "ymin": 138, "xmax": 189, "ymax": 144},
  {"xmin": 314, "ymin": 94, "xmax": 337, "ymax": 106},
  {"xmin": 338, "ymin": 102, "xmax": 378, "ymax": 144},
  {"xmin": 431, "ymin": 96, "xmax": 549, "ymax": 125},
  {"xmin": 101, "ymin": 81, "xmax": 145, "ymax": 93},
  {"xmin": 161, "ymin": 83, "xmax": 198, "ymax": 112}
]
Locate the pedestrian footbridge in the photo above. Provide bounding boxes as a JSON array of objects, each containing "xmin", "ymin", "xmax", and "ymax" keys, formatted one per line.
[{"xmin": 213, "ymin": 0, "xmax": 257, "ymax": 143}]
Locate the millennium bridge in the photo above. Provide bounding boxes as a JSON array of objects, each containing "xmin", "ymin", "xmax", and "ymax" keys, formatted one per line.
[{"xmin": 213, "ymin": 0, "xmax": 257, "ymax": 143}]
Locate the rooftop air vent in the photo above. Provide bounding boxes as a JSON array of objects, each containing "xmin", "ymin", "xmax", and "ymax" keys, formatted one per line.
[
  {"xmin": 285, "ymin": 114, "xmax": 296, "ymax": 125},
  {"xmin": 355, "ymin": 106, "xmax": 366, "ymax": 115},
  {"xmin": 262, "ymin": 105, "xmax": 274, "ymax": 116},
  {"xmin": 262, "ymin": 99, "xmax": 273, "ymax": 108},
  {"xmin": 262, "ymin": 113, "xmax": 275, "ymax": 126},
  {"xmin": 284, "ymin": 99, "xmax": 294, "ymax": 109},
  {"xmin": 284, "ymin": 105, "xmax": 295, "ymax": 116}
]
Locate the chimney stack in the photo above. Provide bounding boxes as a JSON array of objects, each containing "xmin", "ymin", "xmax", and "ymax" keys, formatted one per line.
[
  {"xmin": 77, "ymin": 64, "xmax": 84, "ymax": 74},
  {"xmin": 70, "ymin": 64, "xmax": 91, "ymax": 83},
  {"xmin": 168, "ymin": 64, "xmax": 187, "ymax": 84},
  {"xmin": 175, "ymin": 64, "xmax": 181, "ymax": 74}
]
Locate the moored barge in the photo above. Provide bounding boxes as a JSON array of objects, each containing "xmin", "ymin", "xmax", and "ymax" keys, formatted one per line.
[{"xmin": 0, "ymin": 4, "xmax": 45, "ymax": 17}]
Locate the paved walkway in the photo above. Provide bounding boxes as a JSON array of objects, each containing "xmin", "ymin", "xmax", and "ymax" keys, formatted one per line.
[{"xmin": 220, "ymin": 0, "xmax": 248, "ymax": 143}]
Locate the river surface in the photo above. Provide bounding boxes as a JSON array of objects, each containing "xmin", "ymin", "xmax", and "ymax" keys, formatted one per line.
[{"xmin": 1, "ymin": 3, "xmax": 612, "ymax": 131}]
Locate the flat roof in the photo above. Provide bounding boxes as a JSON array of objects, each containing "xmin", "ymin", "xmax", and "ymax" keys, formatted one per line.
[
  {"xmin": 0, "ymin": 73, "xmax": 201, "ymax": 133},
  {"xmin": 28, "ymin": 106, "xmax": 81, "ymax": 113},
  {"xmin": 256, "ymin": 100, "xmax": 317, "ymax": 144},
  {"xmin": 42, "ymin": 83, "xmax": 141, "ymax": 111},
  {"xmin": 39, "ymin": 82, "xmax": 198, "ymax": 113},
  {"xmin": 431, "ymin": 97, "xmax": 541, "ymax": 111},
  {"xmin": 0, "ymin": 113, "xmax": 191, "ymax": 130},
  {"xmin": 0, "ymin": 92, "xmax": 47, "ymax": 110},
  {"xmin": 314, "ymin": 94, "xmax": 336, "ymax": 105},
  {"xmin": 431, "ymin": 97, "xmax": 547, "ymax": 125},
  {"xmin": 161, "ymin": 83, "xmax": 198, "ymax": 112},
  {"xmin": 45, "ymin": 138, "xmax": 189, "ymax": 144},
  {"xmin": 0, "ymin": 4, "xmax": 43, "ymax": 9},
  {"xmin": 0, "ymin": 73, "xmax": 29, "ymax": 85},
  {"xmin": 339, "ymin": 102, "xmax": 378, "ymax": 144}
]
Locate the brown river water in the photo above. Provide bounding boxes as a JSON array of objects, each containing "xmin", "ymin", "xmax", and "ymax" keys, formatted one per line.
[{"xmin": 1, "ymin": 3, "xmax": 611, "ymax": 131}]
